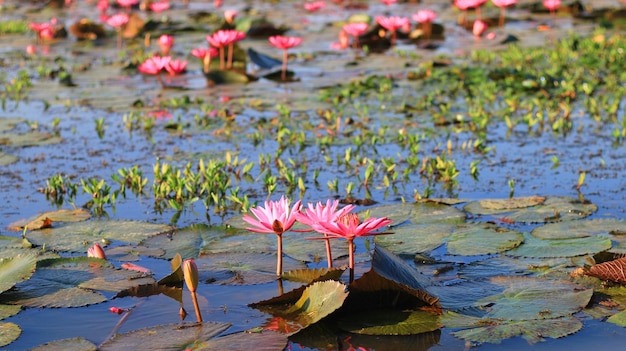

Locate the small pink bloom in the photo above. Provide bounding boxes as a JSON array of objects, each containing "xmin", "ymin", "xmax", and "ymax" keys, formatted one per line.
[
  {"xmin": 542, "ymin": 0, "xmax": 561, "ymax": 11},
  {"xmin": 412, "ymin": 9, "xmax": 437, "ymax": 23},
  {"xmin": 121, "ymin": 263, "xmax": 152, "ymax": 274},
  {"xmin": 106, "ymin": 13, "xmax": 129, "ymax": 29},
  {"xmin": 214, "ymin": 0, "xmax": 222, "ymax": 7},
  {"xmin": 330, "ymin": 29, "xmax": 349, "ymax": 50},
  {"xmin": 97, "ymin": 0, "xmax": 109, "ymax": 12},
  {"xmin": 486, "ymin": 31, "xmax": 497, "ymax": 40},
  {"xmin": 318, "ymin": 213, "xmax": 392, "ymax": 241},
  {"xmin": 454, "ymin": 0, "xmax": 472, "ymax": 10},
  {"xmin": 149, "ymin": 1, "xmax": 170, "ymax": 12},
  {"xmin": 138, "ymin": 55, "xmax": 170, "ymax": 75},
  {"xmin": 342, "ymin": 22, "xmax": 368, "ymax": 38},
  {"xmin": 380, "ymin": 0, "xmax": 397, "ymax": 5},
  {"xmin": 473, "ymin": 19, "xmax": 488, "ymax": 37},
  {"xmin": 294, "ymin": 199, "xmax": 356, "ymax": 234},
  {"xmin": 376, "ymin": 16, "xmax": 410, "ymax": 33},
  {"xmin": 26, "ymin": 44, "xmax": 37, "ymax": 55},
  {"xmin": 164, "ymin": 58, "xmax": 187, "ymax": 75},
  {"xmin": 109, "ymin": 307, "xmax": 126, "ymax": 314},
  {"xmin": 304, "ymin": 1, "xmax": 325, "ymax": 12},
  {"xmin": 224, "ymin": 9, "xmax": 238, "ymax": 24},
  {"xmin": 268, "ymin": 35, "xmax": 303, "ymax": 50},
  {"xmin": 87, "ymin": 243, "xmax": 107, "ymax": 259},
  {"xmin": 116, "ymin": 0, "xmax": 138, "ymax": 7},
  {"xmin": 158, "ymin": 34, "xmax": 174, "ymax": 55},
  {"xmin": 148, "ymin": 110, "xmax": 172, "ymax": 119},
  {"xmin": 206, "ymin": 29, "xmax": 246, "ymax": 48},
  {"xmin": 492, "ymin": 0, "xmax": 516, "ymax": 7},
  {"xmin": 191, "ymin": 47, "xmax": 218, "ymax": 59},
  {"xmin": 220, "ymin": 96, "xmax": 230, "ymax": 102}
]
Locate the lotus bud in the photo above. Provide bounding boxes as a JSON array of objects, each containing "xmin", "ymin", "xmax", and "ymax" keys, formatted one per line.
[
  {"xmin": 87, "ymin": 243, "xmax": 107, "ymax": 260},
  {"xmin": 183, "ymin": 259, "xmax": 199, "ymax": 293}
]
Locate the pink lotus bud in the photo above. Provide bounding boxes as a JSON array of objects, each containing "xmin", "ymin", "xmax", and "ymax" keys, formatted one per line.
[
  {"xmin": 473, "ymin": 20, "xmax": 488, "ymax": 37},
  {"xmin": 87, "ymin": 243, "xmax": 107, "ymax": 260},
  {"xmin": 183, "ymin": 259, "xmax": 199, "ymax": 293}
]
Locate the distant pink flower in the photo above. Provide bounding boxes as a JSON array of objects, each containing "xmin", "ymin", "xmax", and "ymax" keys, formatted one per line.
[
  {"xmin": 473, "ymin": 19, "xmax": 488, "ymax": 37},
  {"xmin": 413, "ymin": 9, "xmax": 437, "ymax": 23},
  {"xmin": 121, "ymin": 263, "xmax": 151, "ymax": 274},
  {"xmin": 319, "ymin": 213, "xmax": 392, "ymax": 282},
  {"xmin": 342, "ymin": 22, "xmax": 368, "ymax": 48},
  {"xmin": 97, "ymin": 0, "xmax": 108, "ymax": 12},
  {"xmin": 87, "ymin": 243, "xmax": 107, "ymax": 259},
  {"xmin": 207, "ymin": 29, "xmax": 246, "ymax": 69},
  {"xmin": 268, "ymin": 35, "xmax": 303, "ymax": 81},
  {"xmin": 243, "ymin": 196, "xmax": 302, "ymax": 275},
  {"xmin": 138, "ymin": 55, "xmax": 170, "ymax": 75},
  {"xmin": 542, "ymin": 0, "xmax": 560, "ymax": 11},
  {"xmin": 164, "ymin": 58, "xmax": 187, "ymax": 75},
  {"xmin": 149, "ymin": 1, "xmax": 170, "ymax": 12},
  {"xmin": 224, "ymin": 9, "xmax": 238, "ymax": 24},
  {"xmin": 380, "ymin": 0, "xmax": 397, "ymax": 5},
  {"xmin": 304, "ymin": 1, "xmax": 325, "ymax": 12},
  {"xmin": 330, "ymin": 29, "xmax": 349, "ymax": 50},
  {"xmin": 106, "ymin": 13, "xmax": 129, "ymax": 29},
  {"xmin": 376, "ymin": 16, "xmax": 409, "ymax": 46},
  {"xmin": 29, "ymin": 18, "xmax": 57, "ymax": 43},
  {"xmin": 214, "ymin": 0, "xmax": 222, "ymax": 7},
  {"xmin": 26, "ymin": 44, "xmax": 37, "ymax": 55},
  {"xmin": 192, "ymin": 47, "xmax": 218, "ymax": 73},
  {"xmin": 148, "ymin": 110, "xmax": 172, "ymax": 119},
  {"xmin": 294, "ymin": 200, "xmax": 356, "ymax": 268},
  {"xmin": 116, "ymin": 0, "xmax": 138, "ymax": 7},
  {"xmin": 158, "ymin": 34, "xmax": 174, "ymax": 55}
]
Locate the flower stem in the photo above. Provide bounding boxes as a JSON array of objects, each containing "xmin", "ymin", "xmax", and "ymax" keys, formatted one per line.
[
  {"xmin": 324, "ymin": 235, "xmax": 333, "ymax": 268},
  {"xmin": 348, "ymin": 239, "xmax": 354, "ymax": 283},
  {"xmin": 276, "ymin": 234, "xmax": 283, "ymax": 276},
  {"xmin": 227, "ymin": 43, "xmax": 233, "ymax": 69},
  {"xmin": 499, "ymin": 7, "xmax": 505, "ymax": 27},
  {"xmin": 281, "ymin": 49, "xmax": 288, "ymax": 81},
  {"xmin": 190, "ymin": 291, "xmax": 203, "ymax": 323},
  {"xmin": 219, "ymin": 47, "xmax": 225, "ymax": 70},
  {"xmin": 203, "ymin": 54, "xmax": 211, "ymax": 73}
]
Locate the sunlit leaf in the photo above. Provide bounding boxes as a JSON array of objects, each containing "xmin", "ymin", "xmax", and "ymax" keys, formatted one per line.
[
  {"xmin": 281, "ymin": 267, "xmax": 345, "ymax": 283},
  {"xmin": 142, "ymin": 224, "xmax": 235, "ymax": 259},
  {"xmin": 506, "ymin": 231, "xmax": 611, "ymax": 258},
  {"xmin": 8, "ymin": 208, "xmax": 91, "ymax": 231},
  {"xmin": 338, "ymin": 308, "xmax": 441, "ymax": 335},
  {"xmin": 0, "ymin": 304, "xmax": 20, "ymax": 320},
  {"xmin": 464, "ymin": 196, "xmax": 596, "ymax": 223},
  {"xmin": 205, "ymin": 69, "xmax": 250, "ymax": 85},
  {"xmin": 532, "ymin": 219, "xmax": 626, "ymax": 239},
  {"xmin": 0, "ymin": 131, "xmax": 62, "ymax": 147},
  {"xmin": 25, "ymin": 220, "xmax": 173, "ymax": 252},
  {"xmin": 464, "ymin": 196, "xmax": 546, "ymax": 213},
  {"xmin": 0, "ymin": 253, "xmax": 37, "ymax": 294},
  {"xmin": 374, "ymin": 223, "xmax": 453, "ymax": 256},
  {"xmin": 99, "ymin": 322, "xmax": 231, "ymax": 351},
  {"xmin": 446, "ymin": 223, "xmax": 524, "ymax": 256},
  {"xmin": 607, "ymin": 309, "xmax": 626, "ymax": 327},
  {"xmin": 0, "ymin": 322, "xmax": 21, "ymax": 348},
  {"xmin": 104, "ymin": 245, "xmax": 165, "ymax": 261},
  {"xmin": 28, "ymin": 337, "xmax": 98, "ymax": 351}
]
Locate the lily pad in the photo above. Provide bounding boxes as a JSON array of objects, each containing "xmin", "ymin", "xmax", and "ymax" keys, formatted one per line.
[
  {"xmin": 607, "ymin": 309, "xmax": 626, "ymax": 327},
  {"xmin": 464, "ymin": 196, "xmax": 546, "ymax": 213},
  {"xmin": 374, "ymin": 223, "xmax": 453, "ymax": 256},
  {"xmin": 506, "ymin": 231, "xmax": 612, "ymax": 258},
  {"xmin": 0, "ymin": 131, "xmax": 62, "ymax": 147},
  {"xmin": 446, "ymin": 223, "xmax": 524, "ymax": 256},
  {"xmin": 338, "ymin": 308, "xmax": 441, "ymax": 336},
  {"xmin": 465, "ymin": 196, "xmax": 596, "ymax": 223},
  {"xmin": 103, "ymin": 245, "xmax": 165, "ymax": 261},
  {"xmin": 0, "ymin": 305, "xmax": 20, "ymax": 320},
  {"xmin": 0, "ymin": 253, "xmax": 37, "ymax": 294},
  {"xmin": 366, "ymin": 202, "xmax": 466, "ymax": 226},
  {"xmin": 281, "ymin": 267, "xmax": 345, "ymax": 283},
  {"xmin": 0, "ymin": 322, "xmax": 21, "ymax": 348},
  {"xmin": 28, "ymin": 337, "xmax": 98, "ymax": 351},
  {"xmin": 8, "ymin": 208, "xmax": 91, "ymax": 231},
  {"xmin": 531, "ymin": 219, "xmax": 626, "ymax": 240},
  {"xmin": 205, "ymin": 69, "xmax": 250, "ymax": 85},
  {"xmin": 99, "ymin": 322, "xmax": 231, "ymax": 351},
  {"xmin": 0, "ymin": 151, "xmax": 18, "ymax": 165},
  {"xmin": 195, "ymin": 252, "xmax": 306, "ymax": 285},
  {"xmin": 142, "ymin": 224, "xmax": 239, "ymax": 260},
  {"xmin": 25, "ymin": 220, "xmax": 173, "ymax": 252},
  {"xmin": 0, "ymin": 257, "xmax": 155, "ymax": 308},
  {"xmin": 0, "ymin": 117, "xmax": 25, "ymax": 132}
]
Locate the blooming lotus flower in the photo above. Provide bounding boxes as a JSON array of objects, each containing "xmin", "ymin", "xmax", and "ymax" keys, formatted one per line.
[
  {"xmin": 342, "ymin": 22, "xmax": 368, "ymax": 48},
  {"xmin": 97, "ymin": 0, "xmax": 108, "ymax": 12},
  {"xmin": 542, "ymin": 0, "xmax": 560, "ymax": 11},
  {"xmin": 268, "ymin": 35, "xmax": 303, "ymax": 81},
  {"xmin": 492, "ymin": 0, "xmax": 516, "ymax": 27},
  {"xmin": 243, "ymin": 196, "xmax": 302, "ymax": 275},
  {"xmin": 304, "ymin": 1, "xmax": 325, "ymax": 12},
  {"xmin": 116, "ymin": 0, "xmax": 138, "ymax": 8},
  {"xmin": 149, "ymin": 1, "xmax": 170, "ymax": 12},
  {"xmin": 29, "ymin": 18, "xmax": 57, "ymax": 43},
  {"xmin": 294, "ymin": 200, "xmax": 356, "ymax": 267},
  {"xmin": 164, "ymin": 58, "xmax": 187, "ymax": 75},
  {"xmin": 192, "ymin": 47, "xmax": 219, "ymax": 73},
  {"xmin": 106, "ymin": 13, "xmax": 129, "ymax": 48},
  {"xmin": 375, "ymin": 16, "xmax": 409, "ymax": 46},
  {"xmin": 380, "ymin": 0, "xmax": 397, "ymax": 5},
  {"xmin": 87, "ymin": 243, "xmax": 107, "ymax": 259},
  {"xmin": 206, "ymin": 29, "xmax": 246, "ymax": 69},
  {"xmin": 319, "ymin": 213, "xmax": 392, "ymax": 282},
  {"xmin": 412, "ymin": 10, "xmax": 437, "ymax": 40},
  {"xmin": 138, "ymin": 55, "xmax": 170, "ymax": 75},
  {"xmin": 473, "ymin": 19, "xmax": 488, "ymax": 38},
  {"xmin": 158, "ymin": 34, "xmax": 174, "ymax": 55}
]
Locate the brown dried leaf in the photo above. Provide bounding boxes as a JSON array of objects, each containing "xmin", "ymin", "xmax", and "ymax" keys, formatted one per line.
[{"xmin": 586, "ymin": 257, "xmax": 626, "ymax": 284}]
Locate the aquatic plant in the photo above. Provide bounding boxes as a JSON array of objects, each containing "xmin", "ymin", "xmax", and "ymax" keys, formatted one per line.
[{"xmin": 268, "ymin": 35, "xmax": 303, "ymax": 81}]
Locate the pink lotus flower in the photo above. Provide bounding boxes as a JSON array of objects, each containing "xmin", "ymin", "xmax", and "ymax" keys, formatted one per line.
[
  {"xmin": 109, "ymin": 307, "xmax": 126, "ymax": 314},
  {"xmin": 342, "ymin": 22, "xmax": 368, "ymax": 48},
  {"xmin": 413, "ymin": 9, "xmax": 437, "ymax": 40},
  {"xmin": 243, "ymin": 196, "xmax": 302, "ymax": 275},
  {"xmin": 192, "ymin": 47, "xmax": 219, "ymax": 73},
  {"xmin": 542, "ymin": 0, "xmax": 560, "ymax": 11},
  {"xmin": 97, "ymin": 0, "xmax": 108, "ymax": 12},
  {"xmin": 473, "ymin": 19, "xmax": 488, "ymax": 38},
  {"xmin": 380, "ymin": 0, "xmax": 397, "ymax": 5},
  {"xmin": 319, "ymin": 213, "xmax": 392, "ymax": 282},
  {"xmin": 224, "ymin": 9, "xmax": 238, "ymax": 24},
  {"xmin": 149, "ymin": 1, "xmax": 170, "ymax": 12},
  {"xmin": 164, "ymin": 58, "xmax": 187, "ymax": 75},
  {"xmin": 29, "ymin": 18, "xmax": 57, "ymax": 43},
  {"xmin": 207, "ymin": 29, "xmax": 246, "ymax": 69},
  {"xmin": 106, "ymin": 13, "xmax": 129, "ymax": 48},
  {"xmin": 158, "ymin": 34, "xmax": 174, "ymax": 55},
  {"xmin": 138, "ymin": 55, "xmax": 170, "ymax": 75},
  {"xmin": 87, "ymin": 243, "xmax": 107, "ymax": 259},
  {"xmin": 375, "ymin": 16, "xmax": 409, "ymax": 46},
  {"xmin": 294, "ymin": 200, "xmax": 356, "ymax": 267},
  {"xmin": 304, "ymin": 1, "xmax": 325, "ymax": 12},
  {"xmin": 268, "ymin": 35, "xmax": 303, "ymax": 81},
  {"xmin": 330, "ymin": 29, "xmax": 349, "ymax": 50},
  {"xmin": 492, "ymin": 0, "xmax": 516, "ymax": 26},
  {"xmin": 26, "ymin": 44, "xmax": 37, "ymax": 55},
  {"xmin": 116, "ymin": 0, "xmax": 138, "ymax": 8}
]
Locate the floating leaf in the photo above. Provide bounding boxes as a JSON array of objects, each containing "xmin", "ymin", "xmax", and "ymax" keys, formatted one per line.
[
  {"xmin": 104, "ymin": 245, "xmax": 165, "ymax": 261},
  {"xmin": 195, "ymin": 252, "xmax": 306, "ymax": 285},
  {"xmin": 205, "ymin": 69, "xmax": 250, "ymax": 85},
  {"xmin": 99, "ymin": 322, "xmax": 231, "ymax": 351},
  {"xmin": 0, "ymin": 257, "xmax": 154, "ymax": 308},
  {"xmin": 0, "ymin": 253, "xmax": 37, "ymax": 294},
  {"xmin": 0, "ymin": 305, "xmax": 20, "ymax": 320},
  {"xmin": 28, "ymin": 337, "xmax": 98, "ymax": 351},
  {"xmin": 0, "ymin": 131, "xmax": 62, "ymax": 147},
  {"xmin": 374, "ymin": 223, "xmax": 453, "ymax": 256},
  {"xmin": 0, "ymin": 322, "xmax": 21, "ymax": 348},
  {"xmin": 464, "ymin": 196, "xmax": 596, "ymax": 223},
  {"xmin": 477, "ymin": 276, "xmax": 593, "ymax": 321},
  {"xmin": 281, "ymin": 267, "xmax": 345, "ymax": 283},
  {"xmin": 338, "ymin": 309, "xmax": 440, "ymax": 335},
  {"xmin": 445, "ymin": 312, "xmax": 582, "ymax": 344},
  {"xmin": 25, "ymin": 220, "xmax": 173, "ymax": 252},
  {"xmin": 532, "ymin": 219, "xmax": 626, "ymax": 240},
  {"xmin": 0, "ymin": 117, "xmax": 25, "ymax": 132},
  {"xmin": 142, "ymin": 224, "xmax": 235, "ymax": 259},
  {"xmin": 464, "ymin": 196, "xmax": 546, "ymax": 213},
  {"xmin": 367, "ymin": 202, "xmax": 466, "ymax": 226},
  {"xmin": 506, "ymin": 231, "xmax": 611, "ymax": 258},
  {"xmin": 607, "ymin": 309, "xmax": 626, "ymax": 327},
  {"xmin": 8, "ymin": 209, "xmax": 91, "ymax": 231},
  {"xmin": 0, "ymin": 152, "xmax": 18, "ymax": 165},
  {"xmin": 192, "ymin": 329, "xmax": 287, "ymax": 351},
  {"xmin": 446, "ymin": 223, "xmax": 524, "ymax": 256}
]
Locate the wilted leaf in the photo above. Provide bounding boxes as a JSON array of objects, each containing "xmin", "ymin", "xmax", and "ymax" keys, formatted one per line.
[
  {"xmin": 281, "ymin": 267, "xmax": 345, "ymax": 283},
  {"xmin": 29, "ymin": 337, "xmax": 98, "ymax": 351},
  {"xmin": 587, "ymin": 257, "xmax": 626, "ymax": 284},
  {"xmin": 0, "ymin": 322, "xmax": 21, "ymax": 348},
  {"xmin": 8, "ymin": 208, "xmax": 91, "ymax": 231}
]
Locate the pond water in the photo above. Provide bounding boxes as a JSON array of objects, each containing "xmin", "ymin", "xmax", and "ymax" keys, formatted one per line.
[{"xmin": 1, "ymin": 0, "xmax": 626, "ymax": 350}]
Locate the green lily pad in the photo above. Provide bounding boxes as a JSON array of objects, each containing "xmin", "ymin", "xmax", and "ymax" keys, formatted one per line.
[
  {"xmin": 0, "ymin": 235, "xmax": 32, "ymax": 250},
  {"xmin": 0, "ymin": 131, "xmax": 62, "ymax": 147},
  {"xmin": 0, "ymin": 322, "xmax": 21, "ymax": 348},
  {"xmin": 445, "ymin": 312, "xmax": 583, "ymax": 344},
  {"xmin": 8, "ymin": 208, "xmax": 92, "ymax": 231},
  {"xmin": 366, "ymin": 202, "xmax": 466, "ymax": 226},
  {"xmin": 281, "ymin": 267, "xmax": 345, "ymax": 283},
  {"xmin": 0, "ymin": 151, "xmax": 18, "ymax": 165},
  {"xmin": 205, "ymin": 69, "xmax": 250, "ymax": 85},
  {"xmin": 464, "ymin": 196, "xmax": 546, "ymax": 213},
  {"xmin": 374, "ymin": 223, "xmax": 453, "ymax": 256},
  {"xmin": 338, "ymin": 309, "xmax": 441, "ymax": 335},
  {"xmin": 0, "ymin": 257, "xmax": 155, "ymax": 308},
  {"xmin": 28, "ymin": 337, "xmax": 98, "ymax": 351},
  {"xmin": 282, "ymin": 232, "xmax": 350, "ymax": 263},
  {"xmin": 0, "ymin": 304, "xmax": 20, "ymax": 320},
  {"xmin": 477, "ymin": 276, "xmax": 593, "ymax": 320},
  {"xmin": 0, "ymin": 117, "xmax": 25, "ymax": 132},
  {"xmin": 142, "ymin": 224, "xmax": 238, "ymax": 259},
  {"xmin": 446, "ymin": 223, "xmax": 524, "ymax": 256},
  {"xmin": 99, "ymin": 322, "xmax": 231, "ymax": 351},
  {"xmin": 506, "ymin": 231, "xmax": 612, "ymax": 258},
  {"xmin": 0, "ymin": 253, "xmax": 37, "ymax": 294},
  {"xmin": 195, "ymin": 252, "xmax": 306, "ymax": 285},
  {"xmin": 532, "ymin": 219, "xmax": 626, "ymax": 240},
  {"xmin": 103, "ymin": 245, "xmax": 165, "ymax": 261},
  {"xmin": 607, "ymin": 309, "xmax": 626, "ymax": 327},
  {"xmin": 465, "ymin": 196, "xmax": 596, "ymax": 223},
  {"xmin": 25, "ymin": 220, "xmax": 173, "ymax": 252}
]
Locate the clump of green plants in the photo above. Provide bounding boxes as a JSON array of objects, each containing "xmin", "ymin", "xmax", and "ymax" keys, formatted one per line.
[{"xmin": 0, "ymin": 20, "xmax": 28, "ymax": 34}]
